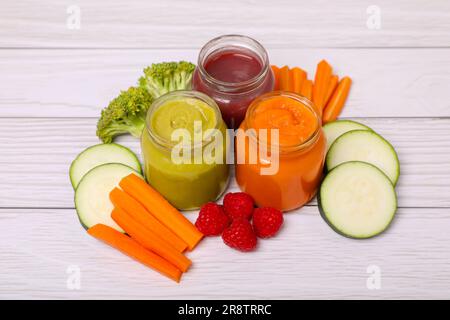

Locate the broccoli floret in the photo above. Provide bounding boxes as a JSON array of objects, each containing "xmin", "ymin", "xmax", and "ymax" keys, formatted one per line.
[
  {"xmin": 96, "ymin": 86, "xmax": 153, "ymax": 143},
  {"xmin": 139, "ymin": 61, "xmax": 195, "ymax": 98}
]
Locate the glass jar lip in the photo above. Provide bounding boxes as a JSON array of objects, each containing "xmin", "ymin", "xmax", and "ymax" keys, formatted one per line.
[
  {"xmin": 197, "ymin": 34, "xmax": 270, "ymax": 92},
  {"xmin": 244, "ymin": 91, "xmax": 322, "ymax": 153},
  {"xmin": 145, "ymin": 90, "xmax": 223, "ymax": 150}
]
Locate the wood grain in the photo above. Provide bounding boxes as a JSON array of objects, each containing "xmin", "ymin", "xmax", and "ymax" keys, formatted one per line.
[
  {"xmin": 1, "ymin": 0, "xmax": 450, "ymax": 48},
  {"xmin": 0, "ymin": 117, "xmax": 449, "ymax": 209},
  {"xmin": 1, "ymin": 0, "xmax": 450, "ymax": 300},
  {"xmin": 1, "ymin": 48, "xmax": 450, "ymax": 118},
  {"xmin": 1, "ymin": 207, "xmax": 449, "ymax": 299}
]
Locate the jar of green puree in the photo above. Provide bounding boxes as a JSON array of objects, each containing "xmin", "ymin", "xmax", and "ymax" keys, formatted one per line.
[{"xmin": 141, "ymin": 90, "xmax": 229, "ymax": 210}]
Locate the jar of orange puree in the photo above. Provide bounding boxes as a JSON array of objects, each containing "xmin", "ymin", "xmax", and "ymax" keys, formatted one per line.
[{"xmin": 235, "ymin": 92, "xmax": 326, "ymax": 211}]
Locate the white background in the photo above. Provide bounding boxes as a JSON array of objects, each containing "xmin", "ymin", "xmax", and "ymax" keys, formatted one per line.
[{"xmin": 1, "ymin": 0, "xmax": 450, "ymax": 299}]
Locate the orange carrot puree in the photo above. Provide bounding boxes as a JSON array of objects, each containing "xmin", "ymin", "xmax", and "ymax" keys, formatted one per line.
[
  {"xmin": 250, "ymin": 95, "xmax": 318, "ymax": 146},
  {"xmin": 236, "ymin": 92, "xmax": 326, "ymax": 211}
]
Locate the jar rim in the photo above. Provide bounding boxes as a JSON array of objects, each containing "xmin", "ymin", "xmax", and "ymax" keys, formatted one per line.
[
  {"xmin": 197, "ymin": 34, "xmax": 270, "ymax": 92},
  {"xmin": 145, "ymin": 90, "xmax": 223, "ymax": 151},
  {"xmin": 244, "ymin": 91, "xmax": 322, "ymax": 153}
]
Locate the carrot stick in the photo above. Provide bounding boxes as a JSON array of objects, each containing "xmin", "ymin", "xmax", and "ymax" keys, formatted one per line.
[
  {"xmin": 110, "ymin": 188, "xmax": 188, "ymax": 253},
  {"xmin": 111, "ymin": 207, "xmax": 192, "ymax": 272},
  {"xmin": 279, "ymin": 66, "xmax": 290, "ymax": 91},
  {"xmin": 324, "ymin": 75, "xmax": 339, "ymax": 109},
  {"xmin": 87, "ymin": 224, "xmax": 182, "ymax": 283},
  {"xmin": 271, "ymin": 65, "xmax": 280, "ymax": 90},
  {"xmin": 290, "ymin": 67, "xmax": 307, "ymax": 94},
  {"xmin": 323, "ymin": 77, "xmax": 352, "ymax": 124},
  {"xmin": 287, "ymin": 68, "xmax": 295, "ymax": 92},
  {"xmin": 119, "ymin": 174, "xmax": 203, "ymax": 251},
  {"xmin": 300, "ymin": 79, "xmax": 313, "ymax": 100},
  {"xmin": 312, "ymin": 60, "xmax": 333, "ymax": 112}
]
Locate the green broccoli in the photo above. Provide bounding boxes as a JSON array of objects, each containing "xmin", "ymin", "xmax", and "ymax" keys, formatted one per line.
[
  {"xmin": 139, "ymin": 61, "xmax": 196, "ymax": 98},
  {"xmin": 96, "ymin": 86, "xmax": 153, "ymax": 143}
]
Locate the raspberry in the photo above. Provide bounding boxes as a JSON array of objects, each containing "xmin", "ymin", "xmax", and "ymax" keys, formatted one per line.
[
  {"xmin": 222, "ymin": 219, "xmax": 257, "ymax": 252},
  {"xmin": 252, "ymin": 207, "xmax": 284, "ymax": 238},
  {"xmin": 223, "ymin": 192, "xmax": 254, "ymax": 220},
  {"xmin": 195, "ymin": 202, "xmax": 230, "ymax": 236}
]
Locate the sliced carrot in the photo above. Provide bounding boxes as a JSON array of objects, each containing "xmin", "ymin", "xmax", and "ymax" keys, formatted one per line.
[
  {"xmin": 312, "ymin": 60, "xmax": 333, "ymax": 112},
  {"xmin": 300, "ymin": 79, "xmax": 313, "ymax": 101},
  {"xmin": 271, "ymin": 65, "xmax": 280, "ymax": 90},
  {"xmin": 119, "ymin": 174, "xmax": 203, "ymax": 250},
  {"xmin": 87, "ymin": 224, "xmax": 182, "ymax": 282},
  {"xmin": 111, "ymin": 207, "xmax": 192, "ymax": 272},
  {"xmin": 290, "ymin": 67, "xmax": 307, "ymax": 94},
  {"xmin": 119, "ymin": 173, "xmax": 203, "ymax": 251},
  {"xmin": 323, "ymin": 77, "xmax": 352, "ymax": 124},
  {"xmin": 279, "ymin": 66, "xmax": 290, "ymax": 91},
  {"xmin": 110, "ymin": 188, "xmax": 188, "ymax": 253},
  {"xmin": 324, "ymin": 75, "xmax": 339, "ymax": 108},
  {"xmin": 287, "ymin": 68, "xmax": 295, "ymax": 92}
]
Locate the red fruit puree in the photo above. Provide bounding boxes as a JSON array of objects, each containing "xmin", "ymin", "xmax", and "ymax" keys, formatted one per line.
[
  {"xmin": 204, "ymin": 51, "xmax": 262, "ymax": 83},
  {"xmin": 193, "ymin": 35, "xmax": 274, "ymax": 128}
]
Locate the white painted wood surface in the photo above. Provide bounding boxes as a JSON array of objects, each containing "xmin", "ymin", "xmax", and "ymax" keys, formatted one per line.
[
  {"xmin": 1, "ymin": 0, "xmax": 450, "ymax": 299},
  {"xmin": 1, "ymin": 118, "xmax": 449, "ymax": 208},
  {"xmin": 1, "ymin": 0, "xmax": 450, "ymax": 48},
  {"xmin": 1, "ymin": 207, "xmax": 450, "ymax": 299},
  {"xmin": 2, "ymin": 49, "xmax": 450, "ymax": 118}
]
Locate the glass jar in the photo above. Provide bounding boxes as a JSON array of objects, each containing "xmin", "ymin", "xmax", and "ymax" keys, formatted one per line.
[
  {"xmin": 235, "ymin": 92, "xmax": 326, "ymax": 211},
  {"xmin": 141, "ymin": 90, "xmax": 230, "ymax": 210},
  {"xmin": 192, "ymin": 34, "xmax": 275, "ymax": 129}
]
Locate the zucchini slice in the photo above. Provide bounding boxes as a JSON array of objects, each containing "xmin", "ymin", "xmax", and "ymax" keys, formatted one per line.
[
  {"xmin": 326, "ymin": 130, "xmax": 400, "ymax": 185},
  {"xmin": 70, "ymin": 143, "xmax": 141, "ymax": 189},
  {"xmin": 75, "ymin": 163, "xmax": 140, "ymax": 232},
  {"xmin": 323, "ymin": 120, "xmax": 372, "ymax": 152},
  {"xmin": 318, "ymin": 161, "xmax": 397, "ymax": 239}
]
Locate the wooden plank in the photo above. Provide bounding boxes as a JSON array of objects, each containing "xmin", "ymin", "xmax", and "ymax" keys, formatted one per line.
[
  {"xmin": 0, "ymin": 117, "xmax": 449, "ymax": 209},
  {"xmin": 1, "ymin": 1, "xmax": 450, "ymax": 48},
  {"xmin": 1, "ymin": 206, "xmax": 449, "ymax": 299},
  {"xmin": 1, "ymin": 48, "xmax": 450, "ymax": 118}
]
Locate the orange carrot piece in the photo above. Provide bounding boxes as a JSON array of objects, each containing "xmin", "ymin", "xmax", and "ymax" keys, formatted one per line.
[
  {"xmin": 300, "ymin": 79, "xmax": 313, "ymax": 100},
  {"xmin": 119, "ymin": 174, "xmax": 203, "ymax": 251},
  {"xmin": 271, "ymin": 65, "xmax": 280, "ymax": 90},
  {"xmin": 87, "ymin": 224, "xmax": 182, "ymax": 283},
  {"xmin": 110, "ymin": 188, "xmax": 188, "ymax": 253},
  {"xmin": 279, "ymin": 66, "xmax": 290, "ymax": 91},
  {"xmin": 290, "ymin": 67, "xmax": 307, "ymax": 94},
  {"xmin": 323, "ymin": 77, "xmax": 352, "ymax": 124},
  {"xmin": 287, "ymin": 69, "xmax": 295, "ymax": 92},
  {"xmin": 111, "ymin": 207, "xmax": 192, "ymax": 272},
  {"xmin": 312, "ymin": 60, "xmax": 333, "ymax": 111},
  {"xmin": 324, "ymin": 75, "xmax": 339, "ymax": 108}
]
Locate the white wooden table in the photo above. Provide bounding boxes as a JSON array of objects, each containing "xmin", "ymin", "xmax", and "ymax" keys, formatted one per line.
[{"xmin": 1, "ymin": 0, "xmax": 450, "ymax": 299}]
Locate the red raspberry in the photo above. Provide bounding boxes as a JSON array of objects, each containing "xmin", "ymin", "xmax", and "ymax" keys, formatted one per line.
[
  {"xmin": 252, "ymin": 207, "xmax": 284, "ymax": 238},
  {"xmin": 223, "ymin": 192, "xmax": 254, "ymax": 220},
  {"xmin": 195, "ymin": 202, "xmax": 230, "ymax": 236},
  {"xmin": 222, "ymin": 219, "xmax": 257, "ymax": 252}
]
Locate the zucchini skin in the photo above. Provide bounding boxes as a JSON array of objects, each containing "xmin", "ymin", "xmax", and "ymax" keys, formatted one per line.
[
  {"xmin": 323, "ymin": 119, "xmax": 372, "ymax": 130},
  {"xmin": 325, "ymin": 130, "xmax": 400, "ymax": 186},
  {"xmin": 74, "ymin": 163, "xmax": 143, "ymax": 233},
  {"xmin": 317, "ymin": 161, "xmax": 398, "ymax": 240},
  {"xmin": 69, "ymin": 143, "xmax": 142, "ymax": 189},
  {"xmin": 323, "ymin": 120, "xmax": 373, "ymax": 152}
]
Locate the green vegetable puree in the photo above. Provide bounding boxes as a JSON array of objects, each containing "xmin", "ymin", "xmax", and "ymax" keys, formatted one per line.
[
  {"xmin": 142, "ymin": 94, "xmax": 229, "ymax": 210},
  {"xmin": 150, "ymin": 98, "xmax": 217, "ymax": 142}
]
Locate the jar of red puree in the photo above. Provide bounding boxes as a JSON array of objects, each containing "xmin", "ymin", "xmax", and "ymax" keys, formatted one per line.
[{"xmin": 192, "ymin": 35, "xmax": 275, "ymax": 128}]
